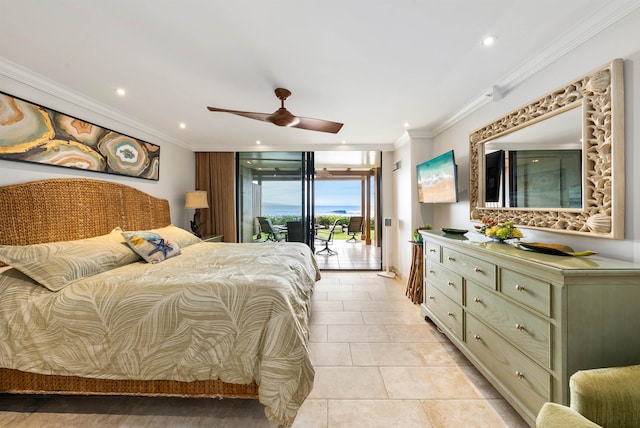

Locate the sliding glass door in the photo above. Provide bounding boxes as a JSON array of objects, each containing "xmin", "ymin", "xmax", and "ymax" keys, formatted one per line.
[{"xmin": 236, "ymin": 152, "xmax": 315, "ymax": 246}]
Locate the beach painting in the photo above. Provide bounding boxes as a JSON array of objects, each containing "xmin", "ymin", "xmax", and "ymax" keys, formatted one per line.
[{"xmin": 416, "ymin": 150, "xmax": 458, "ymax": 203}]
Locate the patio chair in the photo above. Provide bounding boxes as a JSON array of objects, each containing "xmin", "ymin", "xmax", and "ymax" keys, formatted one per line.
[
  {"xmin": 286, "ymin": 221, "xmax": 304, "ymax": 242},
  {"xmin": 315, "ymin": 218, "xmax": 340, "ymax": 255},
  {"xmin": 344, "ymin": 216, "xmax": 364, "ymax": 242},
  {"xmin": 257, "ymin": 216, "xmax": 287, "ymax": 242}
]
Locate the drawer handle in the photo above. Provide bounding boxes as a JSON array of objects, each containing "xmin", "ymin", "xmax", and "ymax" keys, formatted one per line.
[
  {"xmin": 429, "ymin": 248, "xmax": 436, "ymax": 253},
  {"xmin": 515, "ymin": 323, "xmax": 526, "ymax": 331},
  {"xmin": 447, "ymin": 312, "xmax": 454, "ymax": 317},
  {"xmin": 429, "ymin": 270, "xmax": 436, "ymax": 274},
  {"xmin": 474, "ymin": 267, "xmax": 483, "ymax": 273},
  {"xmin": 448, "ymin": 281, "xmax": 455, "ymax": 287},
  {"xmin": 473, "ymin": 297, "xmax": 482, "ymax": 303},
  {"xmin": 429, "ymin": 296, "xmax": 435, "ymax": 300},
  {"xmin": 515, "ymin": 284, "xmax": 525, "ymax": 291},
  {"xmin": 473, "ymin": 334, "xmax": 482, "ymax": 341},
  {"xmin": 447, "ymin": 256, "xmax": 455, "ymax": 261},
  {"xmin": 515, "ymin": 371, "xmax": 525, "ymax": 380}
]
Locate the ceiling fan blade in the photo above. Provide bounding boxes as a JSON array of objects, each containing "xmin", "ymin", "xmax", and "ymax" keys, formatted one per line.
[
  {"xmin": 206, "ymin": 107, "xmax": 271, "ymax": 122},
  {"xmin": 292, "ymin": 116, "xmax": 344, "ymax": 134}
]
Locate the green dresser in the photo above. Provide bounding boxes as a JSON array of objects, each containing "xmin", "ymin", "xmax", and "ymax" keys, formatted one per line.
[{"xmin": 420, "ymin": 230, "xmax": 640, "ymax": 427}]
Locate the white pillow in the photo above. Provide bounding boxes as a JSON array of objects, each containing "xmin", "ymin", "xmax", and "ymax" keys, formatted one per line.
[{"xmin": 0, "ymin": 228, "xmax": 140, "ymax": 291}]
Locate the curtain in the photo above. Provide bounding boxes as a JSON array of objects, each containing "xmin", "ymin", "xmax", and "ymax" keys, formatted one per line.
[{"xmin": 195, "ymin": 152, "xmax": 237, "ymax": 243}]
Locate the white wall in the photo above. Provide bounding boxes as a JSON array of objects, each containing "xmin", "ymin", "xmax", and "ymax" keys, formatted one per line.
[
  {"xmin": 390, "ymin": 142, "xmax": 409, "ymax": 276},
  {"xmin": 381, "ymin": 151, "xmax": 396, "ymax": 271},
  {"xmin": 389, "ymin": 134, "xmax": 434, "ymax": 278},
  {"xmin": 411, "ymin": 136, "xmax": 436, "ymax": 230},
  {"xmin": 427, "ymin": 8, "xmax": 640, "ymax": 262},
  {"xmin": 0, "ymin": 76, "xmax": 195, "ymax": 229}
]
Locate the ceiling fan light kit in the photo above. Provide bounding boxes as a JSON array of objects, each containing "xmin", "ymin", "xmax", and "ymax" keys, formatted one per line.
[{"xmin": 207, "ymin": 88, "xmax": 343, "ymax": 134}]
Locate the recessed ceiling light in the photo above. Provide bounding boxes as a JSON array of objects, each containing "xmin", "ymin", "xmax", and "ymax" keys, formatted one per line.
[
  {"xmin": 342, "ymin": 140, "xmax": 346, "ymax": 144},
  {"xmin": 482, "ymin": 36, "xmax": 497, "ymax": 47},
  {"xmin": 116, "ymin": 88, "xmax": 126, "ymax": 96},
  {"xmin": 256, "ymin": 140, "xmax": 261, "ymax": 145},
  {"xmin": 404, "ymin": 122, "xmax": 410, "ymax": 128},
  {"xmin": 179, "ymin": 122, "xmax": 186, "ymax": 129}
]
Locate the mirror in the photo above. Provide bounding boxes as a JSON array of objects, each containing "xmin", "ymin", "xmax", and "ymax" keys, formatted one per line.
[
  {"xmin": 484, "ymin": 106, "xmax": 583, "ymax": 209},
  {"xmin": 470, "ymin": 59, "xmax": 624, "ymax": 239}
]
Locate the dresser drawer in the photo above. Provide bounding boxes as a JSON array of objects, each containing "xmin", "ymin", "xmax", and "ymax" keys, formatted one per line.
[
  {"xmin": 442, "ymin": 247, "xmax": 496, "ymax": 289},
  {"xmin": 466, "ymin": 314, "xmax": 549, "ymax": 419},
  {"xmin": 466, "ymin": 280, "xmax": 551, "ymax": 368},
  {"xmin": 425, "ymin": 284, "xmax": 463, "ymax": 340},
  {"xmin": 425, "ymin": 241, "xmax": 441, "ymax": 262},
  {"xmin": 426, "ymin": 260, "xmax": 463, "ymax": 304},
  {"xmin": 501, "ymin": 269, "xmax": 551, "ymax": 317}
]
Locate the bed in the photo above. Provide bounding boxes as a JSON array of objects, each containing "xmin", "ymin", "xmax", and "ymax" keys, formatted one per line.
[{"xmin": 0, "ymin": 178, "xmax": 319, "ymax": 427}]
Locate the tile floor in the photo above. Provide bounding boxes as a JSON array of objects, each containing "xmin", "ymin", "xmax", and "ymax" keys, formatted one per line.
[
  {"xmin": 0, "ymin": 271, "xmax": 529, "ymax": 428},
  {"xmin": 299, "ymin": 271, "xmax": 529, "ymax": 428},
  {"xmin": 314, "ymin": 239, "xmax": 382, "ymax": 271}
]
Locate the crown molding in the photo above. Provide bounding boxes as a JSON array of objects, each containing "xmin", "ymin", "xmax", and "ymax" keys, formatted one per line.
[
  {"xmin": 190, "ymin": 142, "xmax": 396, "ymax": 152},
  {"xmin": 406, "ymin": 128, "xmax": 434, "ymax": 140},
  {"xmin": 0, "ymin": 57, "xmax": 194, "ymax": 150},
  {"xmin": 393, "ymin": 132, "xmax": 411, "ymax": 150},
  {"xmin": 391, "ymin": 128, "xmax": 435, "ymax": 151},
  {"xmin": 432, "ymin": 0, "xmax": 640, "ymax": 138}
]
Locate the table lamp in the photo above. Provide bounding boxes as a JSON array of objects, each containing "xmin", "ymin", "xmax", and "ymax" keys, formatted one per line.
[{"xmin": 185, "ymin": 190, "xmax": 209, "ymax": 237}]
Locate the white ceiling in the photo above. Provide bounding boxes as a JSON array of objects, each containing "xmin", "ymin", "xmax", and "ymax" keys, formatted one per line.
[{"xmin": 1, "ymin": 1, "xmax": 638, "ymax": 153}]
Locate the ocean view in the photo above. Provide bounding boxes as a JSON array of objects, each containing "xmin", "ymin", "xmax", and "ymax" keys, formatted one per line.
[{"xmin": 263, "ymin": 203, "xmax": 361, "ymax": 216}]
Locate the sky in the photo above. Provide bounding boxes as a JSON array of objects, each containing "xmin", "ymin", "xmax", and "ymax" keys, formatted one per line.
[
  {"xmin": 315, "ymin": 180, "xmax": 362, "ymax": 206},
  {"xmin": 262, "ymin": 179, "xmax": 362, "ymax": 207}
]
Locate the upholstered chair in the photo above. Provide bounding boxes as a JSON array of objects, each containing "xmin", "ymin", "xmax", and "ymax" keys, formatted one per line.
[{"xmin": 536, "ymin": 365, "xmax": 640, "ymax": 428}]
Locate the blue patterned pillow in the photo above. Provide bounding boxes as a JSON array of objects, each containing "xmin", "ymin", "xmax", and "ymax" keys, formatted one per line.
[{"xmin": 121, "ymin": 231, "xmax": 181, "ymax": 263}]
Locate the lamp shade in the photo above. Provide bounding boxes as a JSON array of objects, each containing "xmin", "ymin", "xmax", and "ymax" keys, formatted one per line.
[{"xmin": 185, "ymin": 191, "xmax": 209, "ymax": 209}]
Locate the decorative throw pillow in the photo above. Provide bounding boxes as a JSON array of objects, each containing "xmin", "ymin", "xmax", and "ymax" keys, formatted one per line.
[
  {"xmin": 0, "ymin": 228, "xmax": 141, "ymax": 292},
  {"xmin": 151, "ymin": 225, "xmax": 202, "ymax": 248},
  {"xmin": 121, "ymin": 230, "xmax": 181, "ymax": 263}
]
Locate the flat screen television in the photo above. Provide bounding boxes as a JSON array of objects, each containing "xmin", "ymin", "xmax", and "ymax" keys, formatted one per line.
[
  {"xmin": 416, "ymin": 150, "xmax": 458, "ymax": 203},
  {"xmin": 485, "ymin": 149, "xmax": 504, "ymax": 203}
]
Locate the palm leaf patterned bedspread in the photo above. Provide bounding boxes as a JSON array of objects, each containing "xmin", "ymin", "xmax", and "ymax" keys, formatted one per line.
[{"xmin": 0, "ymin": 242, "xmax": 320, "ymax": 427}]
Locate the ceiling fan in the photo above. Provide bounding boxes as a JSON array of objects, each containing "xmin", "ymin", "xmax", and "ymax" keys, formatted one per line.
[{"xmin": 207, "ymin": 88, "xmax": 343, "ymax": 134}]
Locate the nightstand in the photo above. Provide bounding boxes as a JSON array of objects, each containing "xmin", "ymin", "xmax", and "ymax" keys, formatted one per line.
[{"xmin": 202, "ymin": 234, "xmax": 223, "ymax": 242}]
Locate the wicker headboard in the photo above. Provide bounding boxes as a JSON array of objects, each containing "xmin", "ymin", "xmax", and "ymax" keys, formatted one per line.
[{"xmin": 0, "ymin": 178, "xmax": 171, "ymax": 247}]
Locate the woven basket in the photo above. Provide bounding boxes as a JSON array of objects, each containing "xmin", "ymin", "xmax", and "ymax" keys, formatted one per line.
[{"xmin": 0, "ymin": 368, "xmax": 259, "ymax": 398}]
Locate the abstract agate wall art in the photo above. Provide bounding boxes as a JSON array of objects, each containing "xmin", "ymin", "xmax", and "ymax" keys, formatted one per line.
[{"xmin": 0, "ymin": 91, "xmax": 160, "ymax": 180}]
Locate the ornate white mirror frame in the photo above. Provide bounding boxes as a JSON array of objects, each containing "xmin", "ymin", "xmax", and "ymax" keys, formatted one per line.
[{"xmin": 469, "ymin": 58, "xmax": 624, "ymax": 239}]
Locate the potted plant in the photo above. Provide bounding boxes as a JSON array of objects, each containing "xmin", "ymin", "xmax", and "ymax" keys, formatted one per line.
[{"xmin": 413, "ymin": 224, "xmax": 432, "ymax": 242}]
